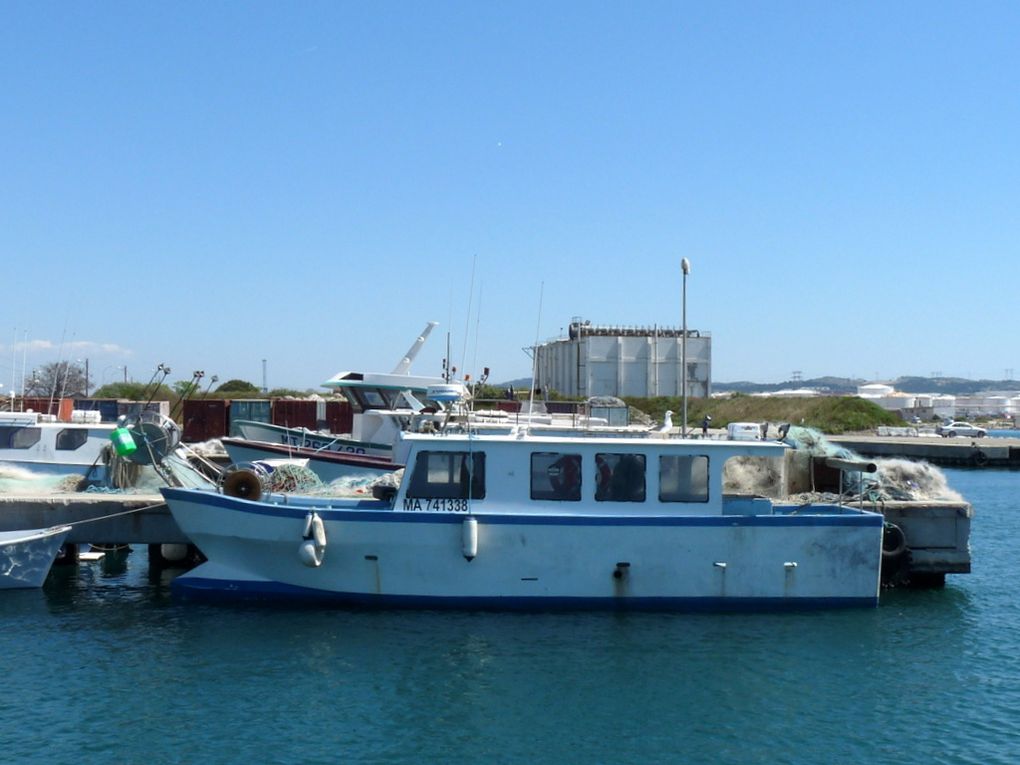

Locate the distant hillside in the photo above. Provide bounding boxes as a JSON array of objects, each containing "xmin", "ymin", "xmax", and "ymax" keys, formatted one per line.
[
  {"xmin": 891, "ymin": 376, "xmax": 1020, "ymax": 395},
  {"xmin": 623, "ymin": 395, "xmax": 903, "ymax": 435},
  {"xmin": 499, "ymin": 378, "xmax": 533, "ymax": 390},
  {"xmin": 716, "ymin": 377, "xmax": 861, "ymax": 395}
]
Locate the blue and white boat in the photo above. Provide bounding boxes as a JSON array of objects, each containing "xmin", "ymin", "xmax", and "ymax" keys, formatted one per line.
[{"xmin": 162, "ymin": 430, "xmax": 884, "ymax": 610}]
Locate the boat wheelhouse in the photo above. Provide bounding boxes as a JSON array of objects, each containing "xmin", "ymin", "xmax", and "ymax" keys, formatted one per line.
[
  {"xmin": 163, "ymin": 430, "xmax": 884, "ymax": 610},
  {"xmin": 0, "ymin": 411, "xmax": 113, "ymax": 480}
]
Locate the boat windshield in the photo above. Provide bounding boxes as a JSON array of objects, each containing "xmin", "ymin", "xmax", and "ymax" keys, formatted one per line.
[{"xmin": 407, "ymin": 451, "xmax": 486, "ymax": 500}]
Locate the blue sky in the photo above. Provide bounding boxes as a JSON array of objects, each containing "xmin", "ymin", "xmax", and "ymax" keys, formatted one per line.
[{"xmin": 2, "ymin": 2, "xmax": 1019, "ymax": 393}]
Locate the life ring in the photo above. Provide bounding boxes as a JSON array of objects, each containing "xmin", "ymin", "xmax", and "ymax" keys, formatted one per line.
[
  {"xmin": 221, "ymin": 468, "xmax": 263, "ymax": 501},
  {"xmin": 882, "ymin": 523, "xmax": 907, "ymax": 559},
  {"xmin": 972, "ymin": 450, "xmax": 989, "ymax": 468},
  {"xmin": 549, "ymin": 455, "xmax": 580, "ymax": 495}
]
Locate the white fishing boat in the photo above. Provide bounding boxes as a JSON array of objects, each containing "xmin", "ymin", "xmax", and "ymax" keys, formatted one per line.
[
  {"xmin": 162, "ymin": 430, "xmax": 884, "ymax": 610},
  {"xmin": 229, "ymin": 321, "xmax": 644, "ymax": 462},
  {"xmin": 229, "ymin": 420, "xmax": 392, "ymax": 458},
  {"xmin": 220, "ymin": 437, "xmax": 401, "ymax": 483},
  {"xmin": 0, "ymin": 525, "xmax": 72, "ymax": 589},
  {"xmin": 0, "ymin": 411, "xmax": 114, "ymax": 481},
  {"xmin": 226, "ymin": 321, "xmax": 445, "ymax": 458}
]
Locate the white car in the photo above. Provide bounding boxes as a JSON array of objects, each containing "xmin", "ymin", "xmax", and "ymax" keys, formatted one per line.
[{"xmin": 937, "ymin": 421, "xmax": 987, "ymax": 438}]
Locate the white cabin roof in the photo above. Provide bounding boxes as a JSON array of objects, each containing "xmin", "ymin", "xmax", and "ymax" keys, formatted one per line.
[{"xmin": 397, "ymin": 430, "xmax": 789, "ymax": 456}]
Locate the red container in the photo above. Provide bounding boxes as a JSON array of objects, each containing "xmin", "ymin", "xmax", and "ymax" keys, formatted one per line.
[
  {"xmin": 272, "ymin": 399, "xmax": 319, "ymax": 431},
  {"xmin": 182, "ymin": 399, "xmax": 230, "ymax": 442},
  {"xmin": 324, "ymin": 400, "xmax": 353, "ymax": 434}
]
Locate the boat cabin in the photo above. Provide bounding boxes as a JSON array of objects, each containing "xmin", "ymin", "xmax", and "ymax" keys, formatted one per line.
[
  {"xmin": 389, "ymin": 432, "xmax": 791, "ymax": 517},
  {"xmin": 0, "ymin": 411, "xmax": 114, "ymax": 472}
]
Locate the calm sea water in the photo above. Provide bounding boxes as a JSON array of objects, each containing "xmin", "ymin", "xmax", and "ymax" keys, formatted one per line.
[
  {"xmin": 2, "ymin": 469, "xmax": 1019, "ymax": 765},
  {"xmin": 990, "ymin": 429, "xmax": 1020, "ymax": 438}
]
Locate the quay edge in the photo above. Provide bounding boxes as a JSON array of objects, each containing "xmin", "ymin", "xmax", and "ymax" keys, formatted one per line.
[
  {"xmin": 875, "ymin": 500, "xmax": 972, "ymax": 587},
  {"xmin": 0, "ymin": 494, "xmax": 185, "ymax": 545},
  {"xmin": 830, "ymin": 434, "xmax": 1020, "ymax": 469}
]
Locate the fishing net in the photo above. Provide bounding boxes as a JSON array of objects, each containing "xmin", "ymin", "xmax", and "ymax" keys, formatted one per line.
[
  {"xmin": 723, "ymin": 456, "xmax": 784, "ymax": 497},
  {"xmin": 264, "ymin": 463, "xmax": 323, "ymax": 494},
  {"xmin": 780, "ymin": 425, "xmax": 962, "ymax": 502},
  {"xmin": 0, "ymin": 464, "xmax": 86, "ymax": 494},
  {"xmin": 722, "ymin": 425, "xmax": 963, "ymax": 502},
  {"xmin": 873, "ymin": 458, "xmax": 963, "ymax": 502},
  {"xmin": 303, "ymin": 469, "xmax": 405, "ymax": 498}
]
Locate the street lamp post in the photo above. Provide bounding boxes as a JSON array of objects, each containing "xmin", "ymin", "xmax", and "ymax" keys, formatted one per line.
[
  {"xmin": 103, "ymin": 366, "xmax": 125, "ymax": 385},
  {"xmin": 681, "ymin": 258, "xmax": 691, "ymax": 437}
]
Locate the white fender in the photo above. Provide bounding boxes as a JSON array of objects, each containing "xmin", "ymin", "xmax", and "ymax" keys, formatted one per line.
[
  {"xmin": 311, "ymin": 513, "xmax": 327, "ymax": 548},
  {"xmin": 299, "ymin": 512, "xmax": 328, "ymax": 568},
  {"xmin": 462, "ymin": 516, "xmax": 478, "ymax": 561},
  {"xmin": 299, "ymin": 539, "xmax": 324, "ymax": 568},
  {"xmin": 160, "ymin": 544, "xmax": 189, "ymax": 562}
]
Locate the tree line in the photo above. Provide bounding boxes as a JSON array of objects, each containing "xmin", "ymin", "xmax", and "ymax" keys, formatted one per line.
[{"xmin": 20, "ymin": 362, "xmax": 314, "ymax": 401}]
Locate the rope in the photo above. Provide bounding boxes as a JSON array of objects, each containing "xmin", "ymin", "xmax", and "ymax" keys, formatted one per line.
[{"xmin": 62, "ymin": 501, "xmax": 167, "ymax": 529}]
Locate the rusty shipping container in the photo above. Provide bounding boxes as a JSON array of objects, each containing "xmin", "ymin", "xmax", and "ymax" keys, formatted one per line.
[
  {"xmin": 324, "ymin": 400, "xmax": 353, "ymax": 434},
  {"xmin": 272, "ymin": 399, "xmax": 320, "ymax": 431},
  {"xmin": 183, "ymin": 399, "xmax": 230, "ymax": 442}
]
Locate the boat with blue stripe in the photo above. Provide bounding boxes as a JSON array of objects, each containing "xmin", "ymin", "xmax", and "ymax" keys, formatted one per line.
[{"xmin": 163, "ymin": 430, "xmax": 884, "ymax": 610}]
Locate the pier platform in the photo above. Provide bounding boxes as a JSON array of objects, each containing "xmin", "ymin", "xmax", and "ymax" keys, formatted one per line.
[
  {"xmin": 0, "ymin": 494, "xmax": 186, "ymax": 545},
  {"xmin": 830, "ymin": 434, "xmax": 1020, "ymax": 468}
]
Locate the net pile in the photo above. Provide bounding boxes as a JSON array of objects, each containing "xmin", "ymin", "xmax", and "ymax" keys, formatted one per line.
[
  {"xmin": 264, "ymin": 463, "xmax": 323, "ymax": 494},
  {"xmin": 781, "ymin": 425, "xmax": 962, "ymax": 502}
]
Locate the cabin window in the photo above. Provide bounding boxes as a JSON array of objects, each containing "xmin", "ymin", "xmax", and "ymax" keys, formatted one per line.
[
  {"xmin": 659, "ymin": 455, "xmax": 710, "ymax": 503},
  {"xmin": 531, "ymin": 452, "xmax": 582, "ymax": 501},
  {"xmin": 407, "ymin": 451, "xmax": 485, "ymax": 499},
  {"xmin": 55, "ymin": 428, "xmax": 89, "ymax": 451},
  {"xmin": 361, "ymin": 390, "xmax": 387, "ymax": 409},
  {"xmin": 594, "ymin": 453, "xmax": 646, "ymax": 502},
  {"xmin": 0, "ymin": 426, "xmax": 42, "ymax": 450}
]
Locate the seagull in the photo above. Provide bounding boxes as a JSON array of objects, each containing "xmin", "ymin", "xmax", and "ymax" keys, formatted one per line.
[{"xmin": 656, "ymin": 410, "xmax": 674, "ymax": 433}]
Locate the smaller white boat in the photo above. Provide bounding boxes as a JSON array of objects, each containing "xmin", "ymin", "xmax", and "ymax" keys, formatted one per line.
[
  {"xmin": 0, "ymin": 525, "xmax": 72, "ymax": 589},
  {"xmin": 220, "ymin": 437, "xmax": 402, "ymax": 483},
  {"xmin": 0, "ymin": 411, "xmax": 115, "ymax": 481},
  {"xmin": 229, "ymin": 420, "xmax": 392, "ymax": 458}
]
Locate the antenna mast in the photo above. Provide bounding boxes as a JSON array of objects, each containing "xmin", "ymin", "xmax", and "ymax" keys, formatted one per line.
[
  {"xmin": 527, "ymin": 282, "xmax": 545, "ymax": 432},
  {"xmin": 392, "ymin": 321, "xmax": 439, "ymax": 375}
]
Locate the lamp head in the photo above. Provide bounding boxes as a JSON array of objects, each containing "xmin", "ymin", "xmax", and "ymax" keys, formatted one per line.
[{"xmin": 681, "ymin": 258, "xmax": 691, "ymax": 275}]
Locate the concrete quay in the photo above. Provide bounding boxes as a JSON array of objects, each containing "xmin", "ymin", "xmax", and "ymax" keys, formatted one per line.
[
  {"xmin": 829, "ymin": 434, "xmax": 1020, "ymax": 468},
  {"xmin": 0, "ymin": 494, "xmax": 186, "ymax": 545}
]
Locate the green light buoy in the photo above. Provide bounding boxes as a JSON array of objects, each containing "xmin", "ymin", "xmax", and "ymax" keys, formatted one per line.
[{"xmin": 110, "ymin": 427, "xmax": 137, "ymax": 457}]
